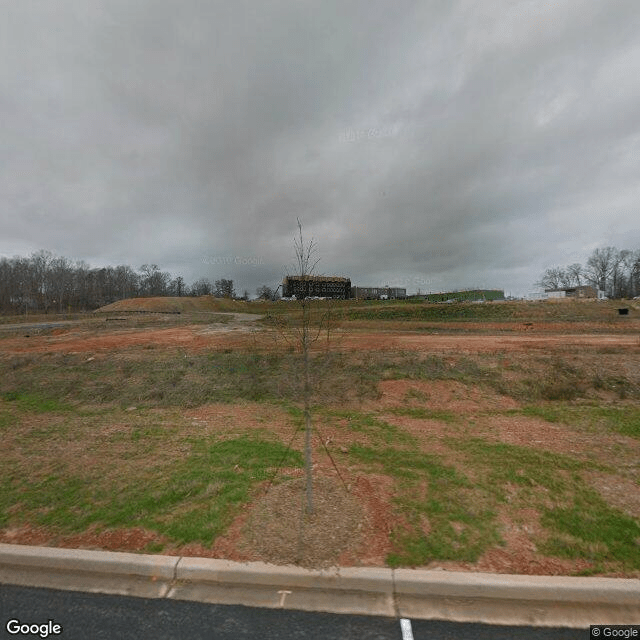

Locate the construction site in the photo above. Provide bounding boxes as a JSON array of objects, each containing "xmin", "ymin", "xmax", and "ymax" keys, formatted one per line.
[{"xmin": 1, "ymin": 295, "xmax": 639, "ymax": 576}]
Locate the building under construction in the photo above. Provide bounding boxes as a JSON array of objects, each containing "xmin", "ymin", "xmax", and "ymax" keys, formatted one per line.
[
  {"xmin": 351, "ymin": 286, "xmax": 407, "ymax": 300},
  {"xmin": 282, "ymin": 275, "xmax": 351, "ymax": 299}
]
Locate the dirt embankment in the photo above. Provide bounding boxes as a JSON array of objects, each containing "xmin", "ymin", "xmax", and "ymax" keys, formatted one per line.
[{"xmin": 96, "ymin": 296, "xmax": 251, "ymax": 314}]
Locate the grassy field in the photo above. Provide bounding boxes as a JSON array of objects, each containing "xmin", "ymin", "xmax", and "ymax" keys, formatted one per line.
[
  {"xmin": 422, "ymin": 289, "xmax": 505, "ymax": 303},
  {"xmin": 256, "ymin": 296, "xmax": 639, "ymax": 331},
  {"xmin": 1, "ymin": 298, "xmax": 639, "ymax": 573}
]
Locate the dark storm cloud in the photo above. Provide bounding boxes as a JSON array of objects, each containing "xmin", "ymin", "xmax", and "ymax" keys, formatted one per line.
[{"xmin": 1, "ymin": 0, "xmax": 639, "ymax": 295}]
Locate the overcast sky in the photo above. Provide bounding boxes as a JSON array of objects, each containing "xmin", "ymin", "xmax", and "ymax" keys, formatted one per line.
[{"xmin": 2, "ymin": 0, "xmax": 639, "ymax": 297}]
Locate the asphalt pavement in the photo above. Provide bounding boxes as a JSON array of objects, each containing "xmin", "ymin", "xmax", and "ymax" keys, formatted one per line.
[
  {"xmin": 0, "ymin": 584, "xmax": 586, "ymax": 640},
  {"xmin": 0, "ymin": 320, "xmax": 82, "ymax": 333}
]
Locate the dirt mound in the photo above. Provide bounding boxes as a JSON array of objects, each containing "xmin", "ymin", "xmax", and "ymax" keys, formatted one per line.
[
  {"xmin": 237, "ymin": 476, "xmax": 365, "ymax": 568},
  {"xmin": 96, "ymin": 296, "xmax": 247, "ymax": 314}
]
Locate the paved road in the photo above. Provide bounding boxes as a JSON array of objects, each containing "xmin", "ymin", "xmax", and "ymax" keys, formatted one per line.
[
  {"xmin": 0, "ymin": 584, "xmax": 585, "ymax": 640},
  {"xmin": 0, "ymin": 320, "xmax": 83, "ymax": 333},
  {"xmin": 0, "ymin": 313, "xmax": 263, "ymax": 334}
]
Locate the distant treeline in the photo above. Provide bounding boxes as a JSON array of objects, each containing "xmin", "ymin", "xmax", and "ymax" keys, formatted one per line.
[
  {"xmin": 537, "ymin": 246, "xmax": 640, "ymax": 298},
  {"xmin": 0, "ymin": 250, "xmax": 237, "ymax": 314}
]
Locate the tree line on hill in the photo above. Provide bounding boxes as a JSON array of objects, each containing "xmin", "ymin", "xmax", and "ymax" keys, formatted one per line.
[
  {"xmin": 0, "ymin": 250, "xmax": 247, "ymax": 314},
  {"xmin": 537, "ymin": 246, "xmax": 640, "ymax": 299}
]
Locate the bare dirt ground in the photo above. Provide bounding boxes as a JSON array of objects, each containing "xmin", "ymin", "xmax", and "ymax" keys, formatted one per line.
[
  {"xmin": 0, "ymin": 316, "xmax": 263, "ymax": 354},
  {"xmin": 1, "ymin": 314, "xmax": 639, "ymax": 576},
  {"xmin": 2, "ymin": 321, "xmax": 639, "ymax": 355}
]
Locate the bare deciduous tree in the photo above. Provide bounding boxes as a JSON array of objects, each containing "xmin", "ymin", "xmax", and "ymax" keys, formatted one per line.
[
  {"xmin": 536, "ymin": 266, "xmax": 566, "ymax": 290},
  {"xmin": 190, "ymin": 278, "xmax": 213, "ymax": 296},
  {"xmin": 629, "ymin": 251, "xmax": 640, "ymax": 298},
  {"xmin": 611, "ymin": 249, "xmax": 631, "ymax": 299},
  {"xmin": 292, "ymin": 219, "xmax": 320, "ymax": 516},
  {"xmin": 214, "ymin": 278, "xmax": 235, "ymax": 298},
  {"xmin": 585, "ymin": 246, "xmax": 616, "ymax": 294},
  {"xmin": 256, "ymin": 285, "xmax": 279, "ymax": 301},
  {"xmin": 566, "ymin": 263, "xmax": 583, "ymax": 286},
  {"xmin": 169, "ymin": 276, "xmax": 185, "ymax": 297}
]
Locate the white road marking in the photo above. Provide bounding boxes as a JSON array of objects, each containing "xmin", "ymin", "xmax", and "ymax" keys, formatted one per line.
[
  {"xmin": 277, "ymin": 590, "xmax": 291, "ymax": 608},
  {"xmin": 400, "ymin": 618, "xmax": 414, "ymax": 640}
]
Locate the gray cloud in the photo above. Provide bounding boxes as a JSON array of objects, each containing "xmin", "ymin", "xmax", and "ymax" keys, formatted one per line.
[{"xmin": 2, "ymin": 0, "xmax": 639, "ymax": 296}]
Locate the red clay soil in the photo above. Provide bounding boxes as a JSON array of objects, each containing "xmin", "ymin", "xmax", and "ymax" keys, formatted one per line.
[
  {"xmin": 0, "ymin": 326, "xmax": 248, "ymax": 355},
  {"xmin": 0, "ymin": 524, "xmax": 167, "ymax": 553},
  {"xmin": 2, "ymin": 324, "xmax": 640, "ymax": 356},
  {"xmin": 339, "ymin": 332, "xmax": 640, "ymax": 354}
]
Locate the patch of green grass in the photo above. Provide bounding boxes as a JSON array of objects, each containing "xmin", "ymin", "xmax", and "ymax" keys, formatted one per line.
[
  {"xmin": 0, "ymin": 408, "xmax": 14, "ymax": 430},
  {"xmin": 345, "ymin": 302, "xmax": 517, "ymax": 322},
  {"xmin": 0, "ymin": 477, "xmax": 15, "ymax": 527},
  {"xmin": 423, "ymin": 290, "xmax": 506, "ymax": 303},
  {"xmin": 448, "ymin": 437, "xmax": 640, "ymax": 570},
  {"xmin": 348, "ymin": 444, "xmax": 500, "ymax": 566},
  {"xmin": 513, "ymin": 405, "xmax": 565, "ymax": 423},
  {"xmin": 580, "ymin": 406, "xmax": 640, "ymax": 439},
  {"xmin": 541, "ymin": 489, "xmax": 640, "ymax": 569},
  {"xmin": 453, "ymin": 438, "xmax": 590, "ymax": 497},
  {"xmin": 388, "ymin": 510, "xmax": 500, "ymax": 567},
  {"xmin": 325, "ymin": 411, "xmax": 417, "ymax": 446},
  {"xmin": 349, "ymin": 445, "xmax": 464, "ymax": 481},
  {"xmin": 5, "ymin": 435, "xmax": 304, "ymax": 546},
  {"xmin": 1, "ymin": 391, "xmax": 70, "ymax": 413},
  {"xmin": 121, "ymin": 422, "xmax": 181, "ymax": 454},
  {"xmin": 356, "ymin": 352, "xmax": 498, "ymax": 387},
  {"xmin": 14, "ymin": 473, "xmax": 95, "ymax": 529},
  {"xmin": 389, "ymin": 407, "xmax": 459, "ymax": 424},
  {"xmin": 571, "ymin": 565, "xmax": 608, "ymax": 577},
  {"xmin": 512, "ymin": 403, "xmax": 640, "ymax": 440}
]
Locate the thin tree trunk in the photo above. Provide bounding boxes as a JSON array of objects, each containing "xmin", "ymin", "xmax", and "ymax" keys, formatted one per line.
[{"xmin": 302, "ymin": 298, "xmax": 313, "ymax": 514}]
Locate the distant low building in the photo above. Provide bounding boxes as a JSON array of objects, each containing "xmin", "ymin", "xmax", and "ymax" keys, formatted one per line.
[
  {"xmin": 544, "ymin": 285, "xmax": 603, "ymax": 299},
  {"xmin": 282, "ymin": 275, "xmax": 351, "ymax": 299},
  {"xmin": 351, "ymin": 286, "xmax": 407, "ymax": 300},
  {"xmin": 545, "ymin": 289, "xmax": 567, "ymax": 299}
]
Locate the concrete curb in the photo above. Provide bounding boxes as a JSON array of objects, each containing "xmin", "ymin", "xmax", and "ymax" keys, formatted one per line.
[
  {"xmin": 1, "ymin": 543, "xmax": 639, "ymax": 628},
  {"xmin": 0, "ymin": 544, "xmax": 177, "ymax": 599},
  {"xmin": 394, "ymin": 569, "xmax": 640, "ymax": 628}
]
